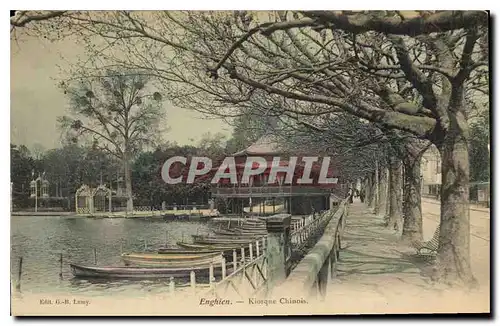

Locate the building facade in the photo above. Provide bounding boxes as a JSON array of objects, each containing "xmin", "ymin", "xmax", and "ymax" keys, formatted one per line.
[
  {"xmin": 210, "ymin": 134, "xmax": 347, "ymax": 216},
  {"xmin": 420, "ymin": 145, "xmax": 442, "ymax": 197}
]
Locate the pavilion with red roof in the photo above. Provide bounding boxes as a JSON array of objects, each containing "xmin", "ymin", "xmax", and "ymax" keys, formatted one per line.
[{"xmin": 210, "ymin": 134, "xmax": 348, "ymax": 216}]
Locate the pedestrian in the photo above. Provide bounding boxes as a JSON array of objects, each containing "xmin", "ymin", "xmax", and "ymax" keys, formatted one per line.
[{"xmin": 360, "ymin": 189, "xmax": 365, "ymax": 203}]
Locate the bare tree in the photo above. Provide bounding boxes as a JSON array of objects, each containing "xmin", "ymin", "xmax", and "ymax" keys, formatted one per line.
[
  {"xmin": 58, "ymin": 68, "xmax": 165, "ymax": 212},
  {"xmin": 31, "ymin": 142, "xmax": 46, "ymax": 161}
]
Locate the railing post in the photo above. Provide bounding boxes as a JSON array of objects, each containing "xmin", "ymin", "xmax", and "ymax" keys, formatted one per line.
[
  {"xmin": 221, "ymin": 256, "xmax": 226, "ymax": 279},
  {"xmin": 169, "ymin": 277, "xmax": 175, "ymax": 294},
  {"xmin": 249, "ymin": 243, "xmax": 253, "ymax": 261},
  {"xmin": 256, "ymin": 240, "xmax": 260, "ymax": 257},
  {"xmin": 265, "ymin": 213, "xmax": 291, "ymax": 292},
  {"xmin": 232, "ymin": 249, "xmax": 237, "ymax": 271},
  {"xmin": 209, "ymin": 263, "xmax": 214, "ymax": 287},
  {"xmin": 190, "ymin": 270, "xmax": 196, "ymax": 293}
]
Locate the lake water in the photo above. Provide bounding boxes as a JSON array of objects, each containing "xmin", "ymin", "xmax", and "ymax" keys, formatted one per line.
[{"xmin": 10, "ymin": 215, "xmax": 213, "ymax": 297}]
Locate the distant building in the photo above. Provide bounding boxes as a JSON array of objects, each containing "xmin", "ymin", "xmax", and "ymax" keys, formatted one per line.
[
  {"xmin": 209, "ymin": 134, "xmax": 348, "ymax": 216},
  {"xmin": 420, "ymin": 145, "xmax": 441, "ymax": 197},
  {"xmin": 421, "ymin": 145, "xmax": 441, "ymax": 184},
  {"xmin": 420, "ymin": 145, "xmax": 490, "ymax": 207}
]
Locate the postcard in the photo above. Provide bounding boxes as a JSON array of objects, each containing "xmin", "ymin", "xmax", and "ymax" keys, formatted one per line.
[{"xmin": 10, "ymin": 10, "xmax": 490, "ymax": 316}]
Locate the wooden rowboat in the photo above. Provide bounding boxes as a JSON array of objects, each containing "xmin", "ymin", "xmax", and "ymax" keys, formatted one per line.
[
  {"xmin": 157, "ymin": 248, "xmax": 221, "ymax": 255},
  {"xmin": 70, "ymin": 263, "xmax": 226, "ymax": 279},
  {"xmin": 175, "ymin": 242, "xmax": 259, "ymax": 259},
  {"xmin": 192, "ymin": 234, "xmax": 262, "ymax": 243},
  {"xmin": 236, "ymin": 223, "xmax": 266, "ymax": 230},
  {"xmin": 232, "ymin": 227, "xmax": 268, "ymax": 234},
  {"xmin": 176, "ymin": 242, "xmax": 242, "ymax": 251},
  {"xmin": 121, "ymin": 252, "xmax": 222, "ymax": 267},
  {"xmin": 192, "ymin": 237, "xmax": 258, "ymax": 246},
  {"xmin": 212, "ymin": 230, "xmax": 266, "ymax": 237},
  {"xmin": 192, "ymin": 233, "xmax": 260, "ymax": 241},
  {"xmin": 124, "ymin": 251, "xmax": 221, "ymax": 260},
  {"xmin": 212, "ymin": 229, "xmax": 241, "ymax": 236}
]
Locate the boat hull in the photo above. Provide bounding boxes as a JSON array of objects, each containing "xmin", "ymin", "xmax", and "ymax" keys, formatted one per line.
[
  {"xmin": 192, "ymin": 234, "xmax": 261, "ymax": 242},
  {"xmin": 176, "ymin": 242, "xmax": 243, "ymax": 251},
  {"xmin": 121, "ymin": 252, "xmax": 222, "ymax": 267},
  {"xmin": 157, "ymin": 248, "xmax": 221, "ymax": 255},
  {"xmin": 70, "ymin": 263, "xmax": 227, "ymax": 279}
]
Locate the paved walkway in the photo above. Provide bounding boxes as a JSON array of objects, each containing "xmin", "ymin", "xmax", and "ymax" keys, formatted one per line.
[{"xmin": 323, "ymin": 200, "xmax": 489, "ymax": 314}]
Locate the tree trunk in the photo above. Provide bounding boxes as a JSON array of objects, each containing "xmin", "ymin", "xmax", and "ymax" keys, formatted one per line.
[
  {"xmin": 372, "ymin": 160, "xmax": 380, "ymax": 213},
  {"xmin": 124, "ymin": 158, "xmax": 134, "ymax": 212},
  {"xmin": 435, "ymin": 111, "xmax": 476, "ymax": 286},
  {"xmin": 375, "ymin": 165, "xmax": 388, "ymax": 217},
  {"xmin": 364, "ymin": 177, "xmax": 370, "ymax": 205},
  {"xmin": 383, "ymin": 167, "xmax": 390, "ymax": 222},
  {"xmin": 386, "ymin": 158, "xmax": 403, "ymax": 231},
  {"xmin": 366, "ymin": 173, "xmax": 374, "ymax": 208},
  {"xmin": 402, "ymin": 154, "xmax": 423, "ymax": 241}
]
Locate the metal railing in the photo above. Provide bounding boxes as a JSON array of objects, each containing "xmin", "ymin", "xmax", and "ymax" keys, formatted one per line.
[
  {"xmin": 289, "ymin": 210, "xmax": 338, "ymax": 258},
  {"xmin": 273, "ymin": 198, "xmax": 349, "ymax": 299}
]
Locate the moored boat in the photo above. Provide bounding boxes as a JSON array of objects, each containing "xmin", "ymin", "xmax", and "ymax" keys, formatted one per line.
[
  {"xmin": 192, "ymin": 237, "xmax": 258, "ymax": 246},
  {"xmin": 176, "ymin": 242, "xmax": 243, "ymax": 251},
  {"xmin": 70, "ymin": 263, "xmax": 227, "ymax": 279},
  {"xmin": 233, "ymin": 225, "xmax": 267, "ymax": 232},
  {"xmin": 192, "ymin": 234, "xmax": 262, "ymax": 242},
  {"xmin": 121, "ymin": 252, "xmax": 223, "ymax": 267},
  {"xmin": 212, "ymin": 229, "xmax": 241, "ymax": 236},
  {"xmin": 156, "ymin": 248, "xmax": 221, "ymax": 255},
  {"xmin": 231, "ymin": 227, "xmax": 267, "ymax": 234}
]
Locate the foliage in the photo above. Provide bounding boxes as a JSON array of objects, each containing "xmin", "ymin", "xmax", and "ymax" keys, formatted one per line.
[
  {"xmin": 131, "ymin": 142, "xmax": 225, "ymax": 207},
  {"xmin": 469, "ymin": 110, "xmax": 490, "ymax": 182},
  {"xmin": 11, "ymin": 144, "xmax": 35, "ymax": 200}
]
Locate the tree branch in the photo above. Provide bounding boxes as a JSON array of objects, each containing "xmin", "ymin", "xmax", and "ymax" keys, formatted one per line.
[
  {"xmin": 10, "ymin": 10, "xmax": 67, "ymax": 27},
  {"xmin": 301, "ymin": 11, "xmax": 488, "ymax": 36}
]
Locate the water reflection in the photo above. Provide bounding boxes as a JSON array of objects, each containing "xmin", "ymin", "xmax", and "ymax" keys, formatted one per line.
[{"xmin": 11, "ymin": 215, "xmax": 212, "ymax": 296}]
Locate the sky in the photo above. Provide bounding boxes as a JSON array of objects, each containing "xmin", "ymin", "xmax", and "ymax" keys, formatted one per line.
[{"xmin": 10, "ymin": 31, "xmax": 232, "ymax": 152}]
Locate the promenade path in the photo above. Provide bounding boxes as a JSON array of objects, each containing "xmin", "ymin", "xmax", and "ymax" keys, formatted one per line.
[{"xmin": 323, "ymin": 199, "xmax": 490, "ymax": 314}]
